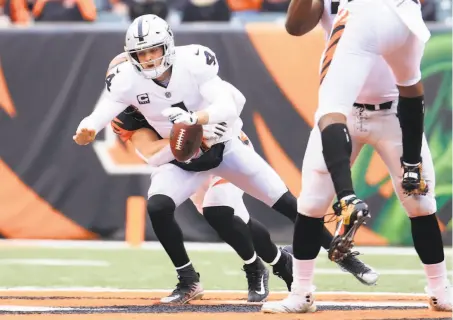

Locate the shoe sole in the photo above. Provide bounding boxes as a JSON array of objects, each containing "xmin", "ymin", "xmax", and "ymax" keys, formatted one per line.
[
  {"xmin": 338, "ymin": 264, "xmax": 379, "ymax": 286},
  {"xmin": 262, "ymin": 305, "xmax": 317, "ymax": 313},
  {"xmin": 428, "ymin": 306, "xmax": 453, "ymax": 312},
  {"xmin": 248, "ymin": 294, "xmax": 269, "ymax": 303},
  {"xmin": 353, "ymin": 273, "xmax": 378, "ymax": 286},
  {"xmin": 329, "ymin": 212, "xmax": 370, "ymax": 262},
  {"xmin": 160, "ymin": 290, "xmax": 204, "ymax": 304},
  {"xmin": 428, "ymin": 298, "xmax": 453, "ymax": 312}
]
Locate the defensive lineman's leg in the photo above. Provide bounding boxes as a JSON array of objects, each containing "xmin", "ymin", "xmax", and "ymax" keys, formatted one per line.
[
  {"xmin": 316, "ymin": 6, "xmax": 381, "ymax": 259},
  {"xmin": 382, "ymin": 32, "xmax": 428, "ymax": 195},
  {"xmin": 212, "ymin": 138, "xmax": 377, "ymax": 285},
  {"xmin": 201, "ymin": 180, "xmax": 269, "ymax": 302},
  {"xmin": 373, "ymin": 116, "xmax": 451, "ymax": 311},
  {"xmin": 261, "ymin": 122, "xmax": 377, "ymax": 313}
]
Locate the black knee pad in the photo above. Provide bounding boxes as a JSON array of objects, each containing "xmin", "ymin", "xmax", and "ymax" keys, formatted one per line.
[
  {"xmin": 321, "ymin": 123, "xmax": 352, "ymax": 167},
  {"xmin": 411, "ymin": 213, "xmax": 444, "ymax": 264},
  {"xmin": 203, "ymin": 206, "xmax": 234, "ymax": 226},
  {"xmin": 397, "ymin": 95, "xmax": 425, "ymax": 126},
  {"xmin": 147, "ymin": 194, "xmax": 176, "ymax": 219},
  {"xmin": 146, "ymin": 195, "xmax": 189, "ymax": 269},
  {"xmin": 203, "ymin": 206, "xmax": 255, "ymax": 261}
]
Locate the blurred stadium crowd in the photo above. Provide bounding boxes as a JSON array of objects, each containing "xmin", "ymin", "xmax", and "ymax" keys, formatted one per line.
[{"xmin": 0, "ymin": 0, "xmax": 451, "ymax": 26}]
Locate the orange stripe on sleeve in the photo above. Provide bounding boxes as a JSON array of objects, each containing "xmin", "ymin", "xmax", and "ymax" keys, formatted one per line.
[{"xmin": 320, "ymin": 10, "xmax": 349, "ymax": 84}]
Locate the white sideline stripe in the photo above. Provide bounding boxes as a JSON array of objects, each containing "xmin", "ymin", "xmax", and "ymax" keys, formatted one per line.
[
  {"xmin": 0, "ymin": 306, "xmax": 73, "ymax": 311},
  {"xmin": 0, "ymin": 259, "xmax": 110, "ymax": 267},
  {"xmin": 222, "ymin": 301, "xmax": 428, "ymax": 307},
  {"xmin": 0, "ymin": 240, "xmax": 451, "ymax": 256},
  {"xmin": 224, "ymin": 269, "xmax": 453, "ymax": 276},
  {"xmin": 0, "ymin": 288, "xmax": 427, "ymax": 296},
  {"xmin": 317, "ymin": 301, "xmax": 427, "ymax": 307}
]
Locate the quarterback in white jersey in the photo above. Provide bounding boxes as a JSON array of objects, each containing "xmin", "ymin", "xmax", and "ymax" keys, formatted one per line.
[
  {"xmin": 110, "ymin": 94, "xmax": 296, "ymax": 302},
  {"xmin": 261, "ymin": 0, "xmax": 451, "ymax": 314},
  {"xmin": 74, "ymin": 14, "xmax": 377, "ymax": 304}
]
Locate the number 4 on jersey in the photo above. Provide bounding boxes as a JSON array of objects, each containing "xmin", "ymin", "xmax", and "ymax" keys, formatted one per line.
[
  {"xmin": 105, "ymin": 73, "xmax": 115, "ymax": 92},
  {"xmin": 204, "ymin": 51, "xmax": 216, "ymax": 66}
]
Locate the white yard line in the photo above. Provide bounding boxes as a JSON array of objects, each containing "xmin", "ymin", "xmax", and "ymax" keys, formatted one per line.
[
  {"xmin": 0, "ymin": 259, "xmax": 110, "ymax": 267},
  {"xmin": 0, "ymin": 306, "xmax": 73, "ymax": 312},
  {"xmin": 0, "ymin": 288, "xmax": 428, "ymax": 296},
  {"xmin": 310, "ymin": 301, "xmax": 427, "ymax": 307},
  {"xmin": 212, "ymin": 300, "xmax": 428, "ymax": 307},
  {"xmin": 0, "ymin": 239, "xmax": 451, "ymax": 256},
  {"xmin": 0, "ymin": 301, "xmax": 428, "ymax": 313}
]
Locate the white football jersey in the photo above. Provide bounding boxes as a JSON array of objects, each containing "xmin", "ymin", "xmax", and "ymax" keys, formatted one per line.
[
  {"xmin": 104, "ymin": 44, "xmax": 244, "ymax": 142},
  {"xmin": 319, "ymin": 0, "xmax": 399, "ymax": 104}
]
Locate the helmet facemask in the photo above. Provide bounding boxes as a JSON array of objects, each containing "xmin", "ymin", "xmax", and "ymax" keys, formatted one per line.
[{"xmin": 126, "ymin": 34, "xmax": 174, "ymax": 80}]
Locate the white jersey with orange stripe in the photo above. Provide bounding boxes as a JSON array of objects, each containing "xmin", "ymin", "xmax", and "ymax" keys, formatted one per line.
[
  {"xmin": 337, "ymin": 0, "xmax": 430, "ymax": 43},
  {"xmin": 319, "ymin": 0, "xmax": 399, "ymax": 105}
]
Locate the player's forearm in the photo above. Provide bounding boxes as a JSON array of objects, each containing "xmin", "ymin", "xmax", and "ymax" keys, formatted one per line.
[
  {"xmin": 286, "ymin": 0, "xmax": 323, "ymax": 36},
  {"xmin": 135, "ymin": 144, "xmax": 175, "ymax": 166},
  {"xmin": 129, "ymin": 129, "xmax": 174, "ymax": 166},
  {"xmin": 194, "ymin": 99, "xmax": 237, "ymax": 125},
  {"xmin": 78, "ymin": 99, "xmax": 126, "ymax": 135},
  {"xmin": 135, "ymin": 139, "xmax": 170, "ymax": 159},
  {"xmin": 192, "ymin": 105, "xmax": 238, "ymax": 125},
  {"xmin": 198, "ymin": 77, "xmax": 239, "ymax": 125}
]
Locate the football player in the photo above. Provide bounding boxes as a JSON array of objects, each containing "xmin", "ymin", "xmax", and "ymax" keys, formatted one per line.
[
  {"xmin": 111, "ymin": 98, "xmax": 294, "ymax": 303},
  {"xmin": 261, "ymin": 0, "xmax": 451, "ymax": 313},
  {"xmin": 74, "ymin": 14, "xmax": 377, "ymax": 304}
]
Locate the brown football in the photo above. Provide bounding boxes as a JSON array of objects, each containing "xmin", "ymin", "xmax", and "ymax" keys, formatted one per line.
[{"xmin": 169, "ymin": 123, "xmax": 203, "ymax": 162}]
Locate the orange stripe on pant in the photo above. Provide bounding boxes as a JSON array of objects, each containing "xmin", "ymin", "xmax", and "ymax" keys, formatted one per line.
[
  {"xmin": 320, "ymin": 10, "xmax": 349, "ymax": 85},
  {"xmin": 212, "ymin": 178, "xmax": 229, "ymax": 187}
]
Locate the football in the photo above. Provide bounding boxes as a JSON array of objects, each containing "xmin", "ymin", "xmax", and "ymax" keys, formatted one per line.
[{"xmin": 169, "ymin": 123, "xmax": 203, "ymax": 162}]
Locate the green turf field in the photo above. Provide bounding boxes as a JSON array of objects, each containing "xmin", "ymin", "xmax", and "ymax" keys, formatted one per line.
[{"xmin": 0, "ymin": 243, "xmax": 451, "ymax": 293}]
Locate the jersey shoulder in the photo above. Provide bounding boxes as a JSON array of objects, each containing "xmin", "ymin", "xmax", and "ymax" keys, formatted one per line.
[
  {"xmin": 175, "ymin": 44, "xmax": 219, "ymax": 84},
  {"xmin": 104, "ymin": 58, "xmax": 138, "ymax": 101},
  {"xmin": 319, "ymin": 0, "xmax": 336, "ymax": 35},
  {"xmin": 107, "ymin": 52, "xmax": 129, "ymax": 74}
]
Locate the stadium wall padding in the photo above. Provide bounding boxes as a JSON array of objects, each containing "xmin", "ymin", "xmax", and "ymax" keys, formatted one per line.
[{"xmin": 0, "ymin": 25, "xmax": 450, "ymax": 245}]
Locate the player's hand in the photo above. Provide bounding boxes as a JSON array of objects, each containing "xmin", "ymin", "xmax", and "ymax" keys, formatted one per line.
[
  {"xmin": 162, "ymin": 107, "xmax": 198, "ymax": 126},
  {"xmin": 203, "ymin": 122, "xmax": 227, "ymax": 140},
  {"xmin": 73, "ymin": 128, "xmax": 96, "ymax": 145}
]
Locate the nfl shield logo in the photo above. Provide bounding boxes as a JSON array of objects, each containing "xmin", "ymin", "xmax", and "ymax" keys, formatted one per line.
[{"xmin": 165, "ymin": 92, "xmax": 171, "ymax": 98}]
